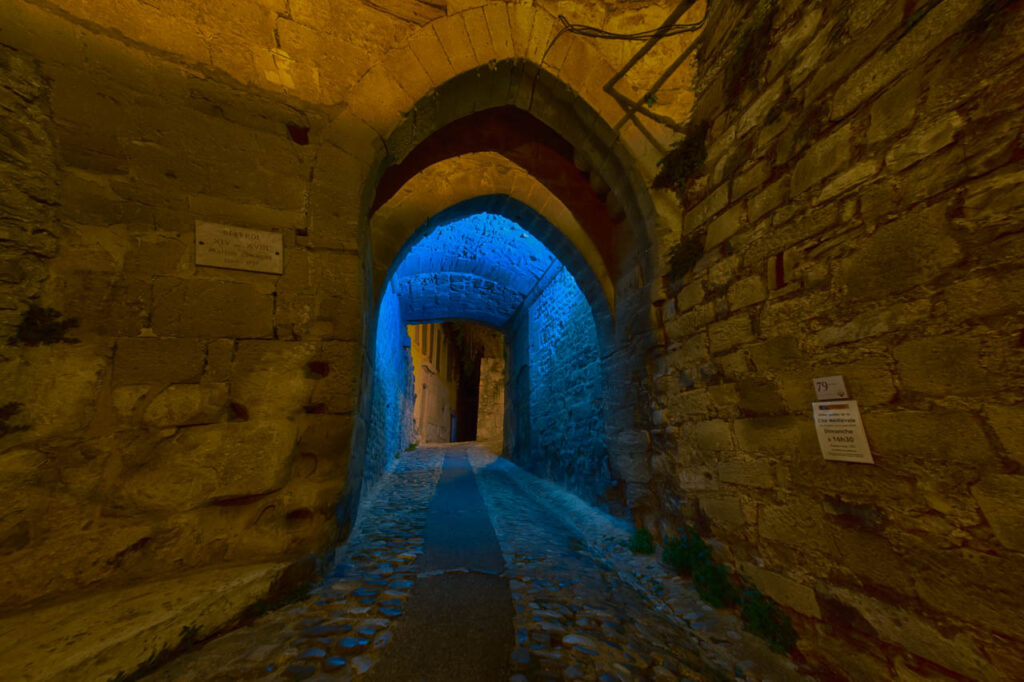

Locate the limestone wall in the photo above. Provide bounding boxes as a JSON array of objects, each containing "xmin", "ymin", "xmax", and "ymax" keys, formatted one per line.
[
  {"xmin": 508, "ymin": 266, "xmax": 609, "ymax": 505},
  {"xmin": 648, "ymin": 0, "xmax": 1024, "ymax": 678},
  {"xmin": 477, "ymin": 356, "xmax": 506, "ymax": 453},
  {"xmin": 0, "ymin": 0, "xmax": 680, "ymax": 615},
  {"xmin": 0, "ymin": 1, "xmax": 364, "ymax": 609},
  {"xmin": 364, "ymin": 285, "xmax": 416, "ymax": 491}
]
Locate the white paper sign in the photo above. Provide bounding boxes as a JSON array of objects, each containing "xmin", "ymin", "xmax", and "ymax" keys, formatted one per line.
[
  {"xmin": 813, "ymin": 375, "xmax": 848, "ymax": 400},
  {"xmin": 812, "ymin": 400, "xmax": 874, "ymax": 464},
  {"xmin": 195, "ymin": 221, "xmax": 283, "ymax": 274}
]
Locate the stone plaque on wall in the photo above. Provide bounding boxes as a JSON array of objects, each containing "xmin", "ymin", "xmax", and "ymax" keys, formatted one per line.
[
  {"xmin": 195, "ymin": 221, "xmax": 283, "ymax": 274},
  {"xmin": 813, "ymin": 400, "xmax": 874, "ymax": 464}
]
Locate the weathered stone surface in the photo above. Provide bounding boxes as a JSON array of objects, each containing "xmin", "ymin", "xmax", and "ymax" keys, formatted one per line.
[
  {"xmin": 824, "ymin": 587, "xmax": 996, "ymax": 680},
  {"xmin": 704, "ymin": 203, "xmax": 747, "ymax": 249},
  {"xmin": 840, "ymin": 203, "xmax": 959, "ymax": 301},
  {"xmin": 894, "ymin": 334, "xmax": 999, "ymax": 396},
  {"xmin": 759, "ymin": 499, "xmax": 833, "ymax": 554},
  {"xmin": 707, "ymin": 315, "xmax": 754, "ymax": 354},
  {"xmin": 885, "ymin": 111, "xmax": 964, "ymax": 172},
  {"xmin": 984, "ymin": 404, "xmax": 1024, "ymax": 465},
  {"xmin": 740, "ymin": 564, "xmax": 821, "ymax": 618},
  {"xmin": 718, "ymin": 460, "xmax": 774, "ymax": 489},
  {"xmin": 143, "ymin": 383, "xmax": 229, "ymax": 427},
  {"xmin": 863, "ymin": 410, "xmax": 992, "ymax": 464},
  {"xmin": 791, "ymin": 124, "xmax": 851, "ymax": 196},
  {"xmin": 699, "ymin": 495, "xmax": 746, "ymax": 529},
  {"xmin": 152, "ymin": 277, "xmax": 274, "ymax": 338},
  {"xmin": 867, "ymin": 69, "xmax": 921, "ymax": 144},
  {"xmin": 114, "ymin": 338, "xmax": 206, "ymax": 386},
  {"xmin": 971, "ymin": 475, "xmax": 1024, "ymax": 552},
  {"xmin": 231, "ymin": 341, "xmax": 319, "ymax": 420},
  {"xmin": 0, "ymin": 345, "xmax": 108, "ymax": 443},
  {"xmin": 124, "ymin": 421, "xmax": 297, "ymax": 511},
  {"xmin": 0, "ymin": 562, "xmax": 289, "ymax": 682}
]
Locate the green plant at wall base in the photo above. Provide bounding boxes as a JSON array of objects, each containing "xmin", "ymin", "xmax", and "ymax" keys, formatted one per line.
[
  {"xmin": 661, "ymin": 524, "xmax": 711, "ymax": 575},
  {"xmin": 405, "ymin": 442, "xmax": 418, "ymax": 452},
  {"xmin": 628, "ymin": 527, "xmax": 656, "ymax": 554},
  {"xmin": 662, "ymin": 525, "xmax": 797, "ymax": 653},
  {"xmin": 653, "ymin": 120, "xmax": 710, "ymax": 198},
  {"xmin": 693, "ymin": 560, "xmax": 740, "ymax": 608},
  {"xmin": 740, "ymin": 586, "xmax": 798, "ymax": 653}
]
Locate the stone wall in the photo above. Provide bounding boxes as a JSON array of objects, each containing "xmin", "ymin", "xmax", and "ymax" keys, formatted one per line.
[
  {"xmin": 508, "ymin": 266, "xmax": 609, "ymax": 505},
  {"xmin": 410, "ymin": 323, "xmax": 459, "ymax": 444},
  {"xmin": 0, "ymin": 1, "xmax": 362, "ymax": 609},
  {"xmin": 365, "ymin": 284, "xmax": 416, "ymax": 491},
  {"xmin": 477, "ymin": 356, "xmax": 506, "ymax": 453},
  {"xmin": 0, "ymin": 0, "xmax": 679, "ymax": 621},
  {"xmin": 647, "ymin": 0, "xmax": 1024, "ymax": 678}
]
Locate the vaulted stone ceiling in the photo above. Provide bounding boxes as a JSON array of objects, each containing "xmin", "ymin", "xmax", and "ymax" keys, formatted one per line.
[{"xmin": 390, "ymin": 212, "xmax": 558, "ymax": 328}]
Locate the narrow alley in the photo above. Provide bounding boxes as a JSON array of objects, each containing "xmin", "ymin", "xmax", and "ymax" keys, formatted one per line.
[{"xmin": 143, "ymin": 445, "xmax": 803, "ymax": 682}]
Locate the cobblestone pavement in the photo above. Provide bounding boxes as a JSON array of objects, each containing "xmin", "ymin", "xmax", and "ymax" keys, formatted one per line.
[{"xmin": 144, "ymin": 445, "xmax": 805, "ymax": 682}]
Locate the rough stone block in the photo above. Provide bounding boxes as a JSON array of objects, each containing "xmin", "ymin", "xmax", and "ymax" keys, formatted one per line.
[
  {"xmin": 840, "ymin": 202, "xmax": 959, "ymax": 301},
  {"xmin": 432, "ymin": 14, "xmax": 478, "ymax": 75},
  {"xmin": 143, "ymin": 383, "xmax": 229, "ymax": 427},
  {"xmin": 152, "ymin": 277, "xmax": 274, "ymax": 338},
  {"xmin": 741, "ymin": 564, "xmax": 821, "ymax": 618},
  {"xmin": 727, "ymin": 276, "xmax": 767, "ymax": 309},
  {"xmin": 699, "ymin": 495, "xmax": 746, "ymax": 529},
  {"xmin": 791, "ymin": 124, "xmax": 851, "ymax": 196},
  {"xmin": 124, "ymin": 420, "xmax": 297, "ymax": 511},
  {"xmin": 759, "ymin": 499, "xmax": 833, "ymax": 553},
  {"xmin": 482, "ymin": 4, "xmax": 514, "ymax": 59},
  {"xmin": 734, "ymin": 416, "xmax": 816, "ymax": 456},
  {"xmin": 894, "ymin": 334, "xmax": 999, "ymax": 396},
  {"xmin": 719, "ymin": 460, "xmax": 774, "ymax": 488},
  {"xmin": 114, "ymin": 338, "xmax": 205, "ymax": 386},
  {"xmin": 708, "ymin": 315, "xmax": 754, "ymax": 354},
  {"xmin": 985, "ymin": 404, "xmax": 1024, "ymax": 465},
  {"xmin": 972, "ymin": 475, "xmax": 1024, "ymax": 552},
  {"xmin": 231, "ymin": 341, "xmax": 319, "ymax": 420},
  {"xmin": 885, "ymin": 111, "xmax": 964, "ymax": 172},
  {"xmin": 691, "ymin": 420, "xmax": 734, "ymax": 452},
  {"xmin": 732, "ymin": 161, "xmax": 770, "ymax": 202},
  {"xmin": 863, "ymin": 410, "xmax": 992, "ymax": 464},
  {"xmin": 830, "ymin": 0, "xmax": 982, "ymax": 120},
  {"xmin": 704, "ymin": 203, "xmax": 747, "ymax": 249},
  {"xmin": 867, "ymin": 68, "xmax": 921, "ymax": 144},
  {"xmin": 817, "ymin": 159, "xmax": 880, "ymax": 203},
  {"xmin": 462, "ymin": 7, "xmax": 497, "ymax": 66},
  {"xmin": 310, "ymin": 341, "xmax": 361, "ymax": 414},
  {"xmin": 824, "ymin": 586, "xmax": 996, "ymax": 680},
  {"xmin": 748, "ymin": 178, "xmax": 787, "ymax": 223}
]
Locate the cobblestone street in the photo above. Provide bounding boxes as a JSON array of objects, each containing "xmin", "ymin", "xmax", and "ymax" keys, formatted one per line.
[{"xmin": 144, "ymin": 445, "xmax": 804, "ymax": 682}]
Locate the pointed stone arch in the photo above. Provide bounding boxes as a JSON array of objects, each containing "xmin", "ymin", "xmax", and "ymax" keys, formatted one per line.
[{"xmin": 310, "ymin": 10, "xmax": 678, "ymax": 521}]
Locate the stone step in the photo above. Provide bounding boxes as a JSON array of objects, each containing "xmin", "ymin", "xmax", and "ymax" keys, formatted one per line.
[{"xmin": 0, "ymin": 562, "xmax": 291, "ymax": 682}]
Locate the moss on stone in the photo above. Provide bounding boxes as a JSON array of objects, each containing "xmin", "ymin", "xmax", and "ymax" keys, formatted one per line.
[
  {"xmin": 653, "ymin": 120, "xmax": 710, "ymax": 199},
  {"xmin": 724, "ymin": 0, "xmax": 778, "ymax": 107}
]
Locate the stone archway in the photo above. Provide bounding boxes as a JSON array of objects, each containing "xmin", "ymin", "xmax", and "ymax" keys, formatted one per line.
[
  {"xmin": 307, "ymin": 8, "xmax": 681, "ymax": 527},
  {"xmin": 366, "ymin": 197, "xmax": 615, "ymax": 505}
]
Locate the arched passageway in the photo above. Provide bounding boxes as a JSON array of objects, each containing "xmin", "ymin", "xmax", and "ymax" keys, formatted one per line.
[{"xmin": 365, "ymin": 204, "xmax": 612, "ymax": 507}]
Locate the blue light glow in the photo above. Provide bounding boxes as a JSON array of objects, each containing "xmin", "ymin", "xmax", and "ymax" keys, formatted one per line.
[{"xmin": 366, "ymin": 209, "xmax": 608, "ymax": 503}]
